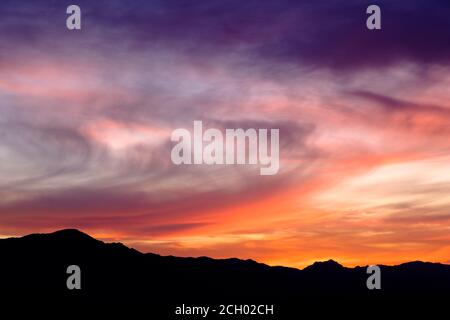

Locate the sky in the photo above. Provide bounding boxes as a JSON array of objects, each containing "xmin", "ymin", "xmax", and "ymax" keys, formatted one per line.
[{"xmin": 0, "ymin": 0, "xmax": 450, "ymax": 268}]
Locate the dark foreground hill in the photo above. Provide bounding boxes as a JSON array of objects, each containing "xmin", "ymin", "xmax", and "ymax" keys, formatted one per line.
[{"xmin": 0, "ymin": 229, "xmax": 449, "ymax": 316}]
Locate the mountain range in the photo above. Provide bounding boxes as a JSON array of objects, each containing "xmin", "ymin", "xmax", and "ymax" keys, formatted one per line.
[{"xmin": 0, "ymin": 229, "xmax": 448, "ymax": 315}]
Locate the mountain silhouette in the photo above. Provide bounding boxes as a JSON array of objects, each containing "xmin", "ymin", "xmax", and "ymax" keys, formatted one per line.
[
  {"xmin": 1, "ymin": 229, "xmax": 449, "ymax": 315},
  {"xmin": 303, "ymin": 259, "xmax": 344, "ymax": 271}
]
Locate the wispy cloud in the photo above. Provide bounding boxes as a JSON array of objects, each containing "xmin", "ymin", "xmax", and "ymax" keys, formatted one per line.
[{"xmin": 1, "ymin": 0, "xmax": 450, "ymax": 267}]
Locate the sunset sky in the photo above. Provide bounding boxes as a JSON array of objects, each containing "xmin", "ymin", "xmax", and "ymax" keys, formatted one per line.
[{"xmin": 1, "ymin": 0, "xmax": 450, "ymax": 268}]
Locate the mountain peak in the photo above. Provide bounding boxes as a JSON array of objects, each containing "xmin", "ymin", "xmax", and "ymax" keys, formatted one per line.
[
  {"xmin": 22, "ymin": 229, "xmax": 97, "ymax": 243},
  {"xmin": 50, "ymin": 229, "xmax": 90, "ymax": 237},
  {"xmin": 303, "ymin": 259, "xmax": 344, "ymax": 271}
]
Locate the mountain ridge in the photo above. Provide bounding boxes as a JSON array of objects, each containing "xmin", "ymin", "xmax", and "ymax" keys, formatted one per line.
[
  {"xmin": 1, "ymin": 228, "xmax": 449, "ymax": 309},
  {"xmin": 3, "ymin": 228, "xmax": 445, "ymax": 271}
]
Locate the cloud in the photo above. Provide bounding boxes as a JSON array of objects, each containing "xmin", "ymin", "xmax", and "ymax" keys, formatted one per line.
[
  {"xmin": 2, "ymin": 1, "xmax": 450, "ymax": 73},
  {"xmin": 1, "ymin": 0, "xmax": 450, "ymax": 267}
]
